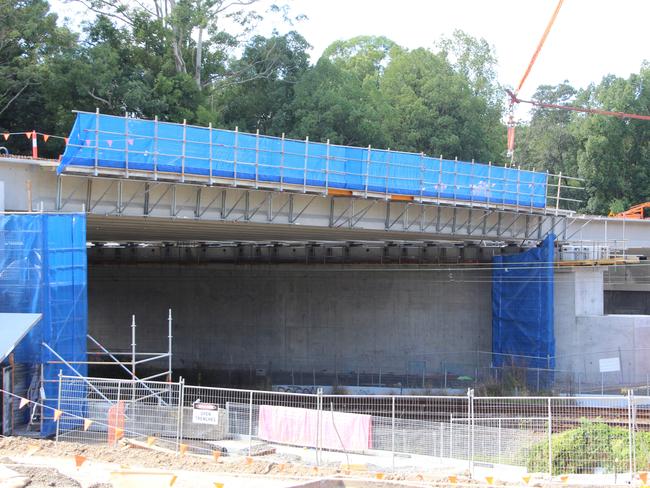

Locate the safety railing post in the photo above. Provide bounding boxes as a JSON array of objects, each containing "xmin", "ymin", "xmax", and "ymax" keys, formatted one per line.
[
  {"xmin": 325, "ymin": 139, "xmax": 330, "ymax": 194},
  {"xmin": 364, "ymin": 145, "xmax": 371, "ymax": 198},
  {"xmin": 303, "ymin": 136, "xmax": 309, "ymax": 193},
  {"xmin": 555, "ymin": 172, "xmax": 562, "ymax": 215},
  {"xmin": 254, "ymin": 128, "xmax": 260, "ymax": 188},
  {"xmin": 419, "ymin": 152, "xmax": 424, "ymax": 201},
  {"xmin": 154, "ymin": 115, "xmax": 159, "ymax": 180},
  {"xmin": 280, "ymin": 133, "xmax": 285, "ymax": 191},
  {"xmin": 124, "ymin": 112, "xmax": 130, "ymax": 178},
  {"xmin": 233, "ymin": 126, "xmax": 239, "ymax": 187},
  {"xmin": 248, "ymin": 390, "xmax": 253, "ymax": 456},
  {"xmin": 208, "ymin": 122, "xmax": 213, "ymax": 185},
  {"xmin": 94, "ymin": 108, "xmax": 99, "ymax": 176},
  {"xmin": 181, "ymin": 119, "xmax": 187, "ymax": 182}
]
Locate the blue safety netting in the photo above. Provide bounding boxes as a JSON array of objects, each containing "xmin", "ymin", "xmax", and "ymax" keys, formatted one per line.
[
  {"xmin": 0, "ymin": 214, "xmax": 87, "ymax": 437},
  {"xmin": 59, "ymin": 112, "xmax": 548, "ymax": 208},
  {"xmin": 492, "ymin": 234, "xmax": 555, "ymax": 373}
]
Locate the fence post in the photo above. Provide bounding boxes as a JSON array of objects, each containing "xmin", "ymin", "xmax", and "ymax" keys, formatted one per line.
[
  {"xmin": 55, "ymin": 370, "xmax": 63, "ymax": 442},
  {"xmin": 176, "ymin": 377, "xmax": 185, "ymax": 453},
  {"xmin": 391, "ymin": 395, "xmax": 395, "ymax": 471},
  {"xmin": 627, "ymin": 389, "xmax": 634, "ymax": 477},
  {"xmin": 548, "ymin": 397, "xmax": 553, "ymax": 479},
  {"xmin": 248, "ymin": 390, "xmax": 254, "ymax": 456},
  {"xmin": 467, "ymin": 388, "xmax": 474, "ymax": 477},
  {"xmin": 317, "ymin": 387, "xmax": 323, "ymax": 466}
]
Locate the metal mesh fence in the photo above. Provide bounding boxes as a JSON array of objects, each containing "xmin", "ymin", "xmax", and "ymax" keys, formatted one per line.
[{"xmin": 55, "ymin": 375, "xmax": 650, "ymax": 478}]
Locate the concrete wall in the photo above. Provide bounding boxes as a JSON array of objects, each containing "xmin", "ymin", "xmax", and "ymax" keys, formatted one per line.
[
  {"xmin": 88, "ymin": 265, "xmax": 493, "ymax": 379},
  {"xmin": 555, "ymin": 268, "xmax": 650, "ymax": 386}
]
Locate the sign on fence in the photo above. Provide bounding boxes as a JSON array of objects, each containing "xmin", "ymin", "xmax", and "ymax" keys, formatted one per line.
[
  {"xmin": 192, "ymin": 402, "xmax": 219, "ymax": 425},
  {"xmin": 599, "ymin": 357, "xmax": 621, "ymax": 373}
]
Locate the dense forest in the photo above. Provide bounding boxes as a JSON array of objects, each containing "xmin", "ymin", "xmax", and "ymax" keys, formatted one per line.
[{"xmin": 2, "ymin": 0, "xmax": 650, "ymax": 214}]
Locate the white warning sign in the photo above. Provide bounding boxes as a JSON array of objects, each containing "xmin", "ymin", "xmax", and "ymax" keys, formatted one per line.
[{"xmin": 192, "ymin": 402, "xmax": 219, "ymax": 425}]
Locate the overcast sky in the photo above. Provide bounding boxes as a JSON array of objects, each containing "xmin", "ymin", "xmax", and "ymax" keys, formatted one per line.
[{"xmin": 52, "ymin": 0, "xmax": 649, "ymax": 118}]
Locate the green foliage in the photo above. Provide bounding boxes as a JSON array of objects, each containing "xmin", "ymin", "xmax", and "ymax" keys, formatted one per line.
[
  {"xmin": 2, "ymin": 0, "xmax": 649, "ymax": 214},
  {"xmin": 527, "ymin": 419, "xmax": 650, "ymax": 475}
]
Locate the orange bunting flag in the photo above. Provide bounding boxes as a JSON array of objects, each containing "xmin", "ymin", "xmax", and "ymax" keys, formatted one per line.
[
  {"xmin": 640, "ymin": 472, "xmax": 648, "ymax": 484},
  {"xmin": 560, "ymin": 475, "xmax": 569, "ymax": 483},
  {"xmin": 114, "ymin": 427, "xmax": 124, "ymax": 440},
  {"xmin": 169, "ymin": 475, "xmax": 178, "ymax": 487},
  {"xmin": 2, "ymin": 133, "xmax": 8, "ymax": 140},
  {"xmin": 83, "ymin": 419, "xmax": 93, "ymax": 431},
  {"xmin": 522, "ymin": 475, "xmax": 531, "ymax": 485},
  {"xmin": 25, "ymin": 132, "xmax": 32, "ymax": 139},
  {"xmin": 212, "ymin": 450, "xmax": 221, "ymax": 461},
  {"xmin": 213, "ymin": 483, "xmax": 223, "ymax": 488},
  {"xmin": 64, "ymin": 137, "xmax": 69, "ymax": 145},
  {"xmin": 74, "ymin": 455, "xmax": 87, "ymax": 468},
  {"xmin": 53, "ymin": 409, "xmax": 63, "ymax": 421},
  {"xmin": 147, "ymin": 436, "xmax": 156, "ymax": 446},
  {"xmin": 85, "ymin": 139, "xmax": 91, "ymax": 146},
  {"xmin": 245, "ymin": 457, "xmax": 253, "ymax": 465},
  {"xmin": 375, "ymin": 473, "xmax": 384, "ymax": 480},
  {"xmin": 179, "ymin": 443, "xmax": 188, "ymax": 456},
  {"xmin": 19, "ymin": 397, "xmax": 29, "ymax": 409},
  {"xmin": 448, "ymin": 475, "xmax": 458, "ymax": 484},
  {"xmin": 42, "ymin": 134, "xmax": 50, "ymax": 142},
  {"xmin": 485, "ymin": 476, "xmax": 494, "ymax": 485},
  {"xmin": 107, "ymin": 140, "xmax": 113, "ymax": 147},
  {"xmin": 127, "ymin": 138, "xmax": 134, "ymax": 146}
]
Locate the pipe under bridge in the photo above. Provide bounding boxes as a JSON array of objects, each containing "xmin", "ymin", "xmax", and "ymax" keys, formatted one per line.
[{"xmin": 1, "ymin": 155, "xmax": 649, "ymax": 252}]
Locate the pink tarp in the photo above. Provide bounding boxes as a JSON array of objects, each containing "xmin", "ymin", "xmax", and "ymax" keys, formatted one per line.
[{"xmin": 257, "ymin": 405, "xmax": 372, "ymax": 451}]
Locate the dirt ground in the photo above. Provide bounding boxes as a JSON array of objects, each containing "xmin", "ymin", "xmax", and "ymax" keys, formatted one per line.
[
  {"xmin": 0, "ymin": 436, "xmax": 631, "ymax": 487},
  {"xmin": 0, "ymin": 436, "xmax": 469, "ymax": 486}
]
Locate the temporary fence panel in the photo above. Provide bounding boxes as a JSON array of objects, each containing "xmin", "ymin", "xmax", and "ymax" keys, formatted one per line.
[
  {"xmin": 0, "ymin": 213, "xmax": 87, "ymax": 437},
  {"xmin": 55, "ymin": 376, "xmax": 649, "ymax": 478},
  {"xmin": 57, "ymin": 375, "xmax": 182, "ymax": 450},
  {"xmin": 492, "ymin": 234, "xmax": 555, "ymax": 375},
  {"xmin": 58, "ymin": 112, "xmax": 548, "ymax": 208}
]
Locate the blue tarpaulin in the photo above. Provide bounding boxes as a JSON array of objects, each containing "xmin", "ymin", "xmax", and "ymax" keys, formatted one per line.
[
  {"xmin": 492, "ymin": 234, "xmax": 555, "ymax": 370},
  {"xmin": 0, "ymin": 214, "xmax": 87, "ymax": 436},
  {"xmin": 59, "ymin": 112, "xmax": 549, "ymax": 208}
]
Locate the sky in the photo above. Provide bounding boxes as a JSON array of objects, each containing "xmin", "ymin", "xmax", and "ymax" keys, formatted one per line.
[{"xmin": 52, "ymin": 0, "xmax": 650, "ymax": 119}]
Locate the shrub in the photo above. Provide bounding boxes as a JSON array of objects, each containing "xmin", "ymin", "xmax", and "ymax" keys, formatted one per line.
[{"xmin": 527, "ymin": 418, "xmax": 650, "ymax": 475}]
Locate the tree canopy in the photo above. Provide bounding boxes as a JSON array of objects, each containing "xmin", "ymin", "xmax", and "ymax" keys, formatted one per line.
[{"xmin": 1, "ymin": 0, "xmax": 649, "ymax": 214}]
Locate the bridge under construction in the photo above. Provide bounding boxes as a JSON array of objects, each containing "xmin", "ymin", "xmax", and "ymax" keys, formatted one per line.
[{"xmin": 1, "ymin": 112, "xmax": 650, "ymax": 416}]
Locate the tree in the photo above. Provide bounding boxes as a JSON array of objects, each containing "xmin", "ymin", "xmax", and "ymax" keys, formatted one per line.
[
  {"xmin": 0, "ymin": 0, "xmax": 74, "ymax": 117},
  {"xmin": 379, "ymin": 48, "xmax": 503, "ymax": 161},
  {"xmin": 438, "ymin": 29, "xmax": 502, "ymax": 109},
  {"xmin": 515, "ymin": 82, "xmax": 579, "ymax": 176},
  {"xmin": 290, "ymin": 56, "xmax": 388, "ymax": 147},
  {"xmin": 215, "ymin": 31, "xmax": 310, "ymax": 134},
  {"xmin": 290, "ymin": 37, "xmax": 398, "ymax": 146},
  {"xmin": 69, "ymin": 0, "xmax": 298, "ymax": 90},
  {"xmin": 574, "ymin": 69, "xmax": 650, "ymax": 214}
]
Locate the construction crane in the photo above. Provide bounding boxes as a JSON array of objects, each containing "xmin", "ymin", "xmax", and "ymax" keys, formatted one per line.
[{"xmin": 507, "ymin": 0, "xmax": 650, "ymax": 154}]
